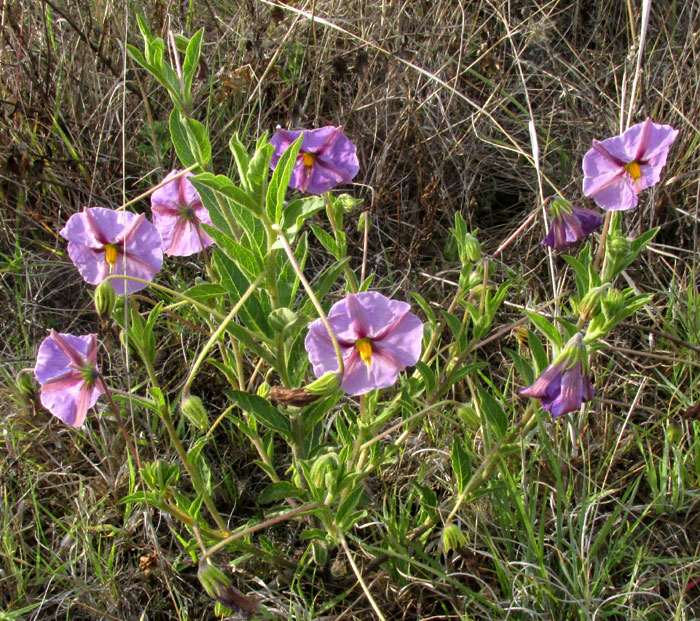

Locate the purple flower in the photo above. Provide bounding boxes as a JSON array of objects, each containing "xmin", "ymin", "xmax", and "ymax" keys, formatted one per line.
[
  {"xmin": 151, "ymin": 170, "xmax": 215, "ymax": 256},
  {"xmin": 582, "ymin": 118, "xmax": 678, "ymax": 210},
  {"xmin": 305, "ymin": 291, "xmax": 423, "ymax": 395},
  {"xmin": 542, "ymin": 199, "xmax": 603, "ymax": 250},
  {"xmin": 270, "ymin": 126, "xmax": 360, "ymax": 195},
  {"xmin": 519, "ymin": 334, "xmax": 594, "ymax": 418},
  {"xmin": 34, "ymin": 330, "xmax": 104, "ymax": 427},
  {"xmin": 60, "ymin": 207, "xmax": 163, "ymax": 295}
]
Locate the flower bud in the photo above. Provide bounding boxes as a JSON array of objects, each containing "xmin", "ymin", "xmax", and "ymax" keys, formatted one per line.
[
  {"xmin": 578, "ymin": 285, "xmax": 607, "ymax": 322},
  {"xmin": 462, "ymin": 233, "xmax": 482, "ymax": 262},
  {"xmin": 457, "ymin": 404, "xmax": 479, "ymax": 428},
  {"xmin": 268, "ymin": 307, "xmax": 300, "ymax": 334},
  {"xmin": 94, "ymin": 281, "xmax": 116, "ymax": 318},
  {"xmin": 257, "ymin": 382, "xmax": 271, "ymax": 399},
  {"xmin": 180, "ymin": 395, "xmax": 209, "ymax": 431},
  {"xmin": 601, "ymin": 289, "xmax": 625, "ymax": 321},
  {"xmin": 442, "ymin": 523, "xmax": 467, "ymax": 554},
  {"xmin": 603, "ymin": 234, "xmax": 632, "ymax": 280},
  {"xmin": 357, "ymin": 211, "xmax": 369, "ymax": 233},
  {"xmin": 16, "ymin": 369, "xmax": 36, "ymax": 399},
  {"xmin": 336, "ymin": 193, "xmax": 363, "ymax": 213},
  {"xmin": 198, "ymin": 561, "xmax": 258, "ymax": 613}
]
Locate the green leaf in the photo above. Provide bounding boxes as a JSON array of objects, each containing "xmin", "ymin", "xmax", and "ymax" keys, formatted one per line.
[
  {"xmin": 170, "ymin": 110, "xmax": 196, "ymax": 167},
  {"xmin": 415, "ymin": 361, "xmax": 435, "ymax": 393},
  {"xmin": 505, "ymin": 347, "xmax": 534, "ymax": 386},
  {"xmin": 229, "ymin": 133, "xmax": 251, "ymax": 191},
  {"xmin": 259, "ymin": 481, "xmax": 308, "ymax": 503},
  {"xmin": 248, "ymin": 141, "xmax": 273, "ymax": 195},
  {"xmin": 440, "ymin": 310, "xmax": 464, "ymax": 343},
  {"xmin": 411, "ymin": 292, "xmax": 436, "ymax": 327},
  {"xmin": 527, "ymin": 330, "xmax": 549, "ymax": 372},
  {"xmin": 192, "ymin": 176, "xmax": 266, "ymax": 254},
  {"xmin": 298, "ymin": 258, "xmax": 350, "ymax": 317},
  {"xmin": 126, "ymin": 44, "xmax": 149, "ymax": 71},
  {"xmin": 335, "ymin": 485, "xmax": 364, "ymax": 529},
  {"xmin": 302, "ymin": 393, "xmax": 341, "ymax": 436},
  {"xmin": 279, "ymin": 195, "xmax": 325, "ymax": 243},
  {"xmin": 525, "ymin": 310, "xmax": 562, "ymax": 349},
  {"xmin": 266, "ymin": 135, "xmax": 302, "ymax": 223},
  {"xmin": 184, "ymin": 283, "xmax": 228, "ymax": 302},
  {"xmin": 201, "ymin": 224, "xmax": 263, "ymax": 278},
  {"xmin": 226, "ymin": 391, "xmax": 292, "ymax": 439},
  {"xmin": 451, "ymin": 438, "xmax": 471, "ymax": 493},
  {"xmin": 276, "ymin": 232, "xmax": 307, "ymax": 308},
  {"xmin": 192, "ymin": 172, "xmax": 259, "ymax": 214},
  {"xmin": 169, "ymin": 111, "xmax": 211, "ymax": 168},
  {"xmin": 212, "ymin": 251, "xmax": 271, "ymax": 337},
  {"xmin": 310, "ymin": 223, "xmax": 337, "ymax": 257},
  {"xmin": 478, "ymin": 386, "xmax": 508, "ymax": 438},
  {"xmin": 182, "ymin": 29, "xmax": 203, "ymax": 100}
]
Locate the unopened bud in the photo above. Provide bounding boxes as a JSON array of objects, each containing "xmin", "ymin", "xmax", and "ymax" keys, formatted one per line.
[
  {"xmin": 16, "ymin": 369, "xmax": 35, "ymax": 399},
  {"xmin": 601, "ymin": 289, "xmax": 625, "ymax": 320},
  {"xmin": 336, "ymin": 193, "xmax": 363, "ymax": 213},
  {"xmin": 268, "ymin": 307, "xmax": 300, "ymax": 333},
  {"xmin": 180, "ymin": 395, "xmax": 209, "ymax": 431},
  {"xmin": 357, "ymin": 211, "xmax": 369, "ymax": 232},
  {"xmin": 578, "ymin": 285, "xmax": 606, "ymax": 322},
  {"xmin": 257, "ymin": 382, "xmax": 271, "ymax": 399},
  {"xmin": 462, "ymin": 233, "xmax": 482, "ymax": 262},
  {"xmin": 198, "ymin": 561, "xmax": 258, "ymax": 613},
  {"xmin": 457, "ymin": 404, "xmax": 479, "ymax": 428},
  {"xmin": 442, "ymin": 523, "xmax": 467, "ymax": 554},
  {"xmin": 94, "ymin": 281, "xmax": 116, "ymax": 318}
]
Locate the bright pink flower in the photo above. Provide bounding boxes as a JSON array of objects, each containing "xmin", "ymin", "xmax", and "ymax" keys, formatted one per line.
[
  {"xmin": 305, "ymin": 291, "xmax": 423, "ymax": 395},
  {"xmin": 519, "ymin": 334, "xmax": 594, "ymax": 418},
  {"xmin": 34, "ymin": 330, "xmax": 104, "ymax": 427},
  {"xmin": 60, "ymin": 207, "xmax": 163, "ymax": 294},
  {"xmin": 151, "ymin": 170, "xmax": 214, "ymax": 256},
  {"xmin": 270, "ymin": 126, "xmax": 359, "ymax": 195},
  {"xmin": 582, "ymin": 118, "xmax": 678, "ymax": 210}
]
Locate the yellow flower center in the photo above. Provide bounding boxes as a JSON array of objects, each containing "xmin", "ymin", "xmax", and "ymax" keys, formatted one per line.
[
  {"xmin": 625, "ymin": 161, "xmax": 642, "ymax": 183},
  {"xmin": 104, "ymin": 244, "xmax": 118, "ymax": 271},
  {"xmin": 355, "ymin": 338, "xmax": 372, "ymax": 368},
  {"xmin": 303, "ymin": 152, "xmax": 315, "ymax": 169}
]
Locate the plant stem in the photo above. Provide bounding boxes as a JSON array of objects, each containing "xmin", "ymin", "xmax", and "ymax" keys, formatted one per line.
[
  {"xmin": 201, "ymin": 501, "xmax": 322, "ymax": 561},
  {"xmin": 99, "ymin": 377, "xmax": 141, "ymax": 469},
  {"xmin": 271, "ymin": 224, "xmax": 345, "ymax": 377},
  {"xmin": 182, "ymin": 271, "xmax": 265, "ymax": 395}
]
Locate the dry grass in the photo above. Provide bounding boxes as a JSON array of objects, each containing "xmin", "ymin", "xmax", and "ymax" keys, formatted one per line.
[{"xmin": 2, "ymin": 0, "xmax": 700, "ymax": 619}]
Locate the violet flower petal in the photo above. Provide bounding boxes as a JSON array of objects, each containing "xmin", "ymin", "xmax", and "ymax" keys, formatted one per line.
[
  {"xmin": 305, "ymin": 291, "xmax": 424, "ymax": 395},
  {"xmin": 340, "ymin": 347, "xmax": 402, "ymax": 395},
  {"xmin": 151, "ymin": 171, "xmax": 214, "ymax": 256},
  {"xmin": 304, "ymin": 321, "xmax": 354, "ymax": 376},
  {"xmin": 61, "ymin": 207, "xmax": 163, "ymax": 294},
  {"xmin": 34, "ymin": 331, "xmax": 103, "ymax": 427},
  {"xmin": 582, "ymin": 119, "xmax": 678, "ymax": 211},
  {"xmin": 270, "ymin": 126, "xmax": 359, "ymax": 195}
]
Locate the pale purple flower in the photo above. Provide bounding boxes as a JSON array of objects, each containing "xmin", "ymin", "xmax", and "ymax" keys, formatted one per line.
[
  {"xmin": 542, "ymin": 199, "xmax": 603, "ymax": 250},
  {"xmin": 270, "ymin": 126, "xmax": 360, "ymax": 194},
  {"xmin": 305, "ymin": 291, "xmax": 423, "ymax": 395},
  {"xmin": 34, "ymin": 330, "xmax": 104, "ymax": 427},
  {"xmin": 582, "ymin": 118, "xmax": 678, "ymax": 210},
  {"xmin": 60, "ymin": 207, "xmax": 163, "ymax": 295},
  {"xmin": 519, "ymin": 334, "xmax": 594, "ymax": 418},
  {"xmin": 151, "ymin": 170, "xmax": 214, "ymax": 256}
]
